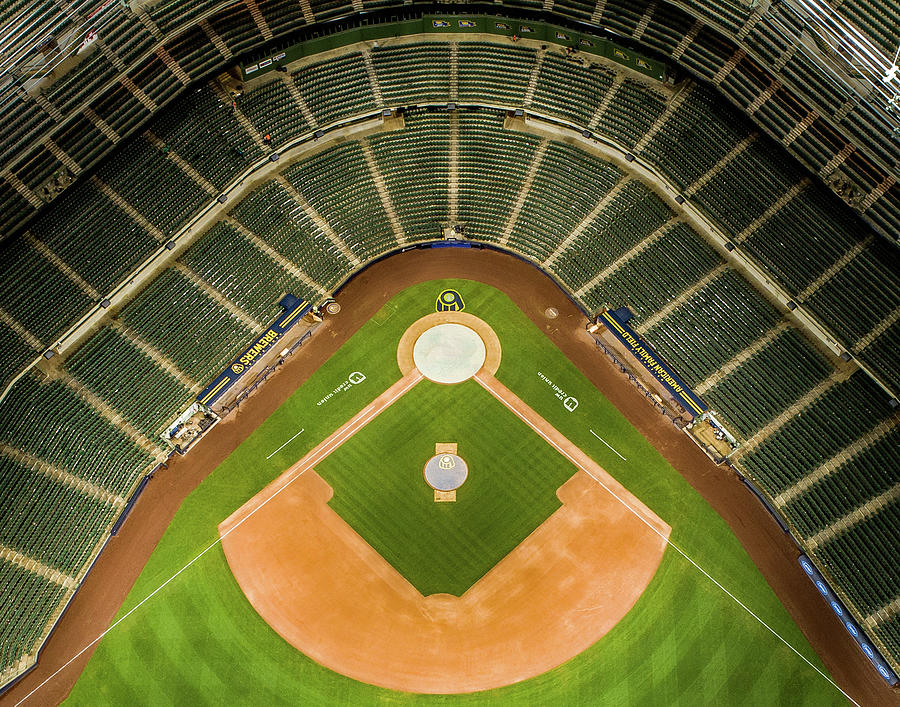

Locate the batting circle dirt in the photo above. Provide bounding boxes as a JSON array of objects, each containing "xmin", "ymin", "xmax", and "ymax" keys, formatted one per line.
[{"xmin": 397, "ymin": 311, "xmax": 501, "ymax": 379}]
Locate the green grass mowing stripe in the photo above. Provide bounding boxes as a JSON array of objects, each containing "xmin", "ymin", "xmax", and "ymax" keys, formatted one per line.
[{"xmin": 66, "ymin": 279, "xmax": 845, "ymax": 705}]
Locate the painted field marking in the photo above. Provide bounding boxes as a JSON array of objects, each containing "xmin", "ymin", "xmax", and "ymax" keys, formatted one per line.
[
  {"xmin": 589, "ymin": 429, "xmax": 627, "ymax": 461},
  {"xmin": 266, "ymin": 428, "xmax": 305, "ymax": 460},
  {"xmin": 14, "ymin": 370, "xmax": 424, "ymax": 707},
  {"xmin": 474, "ymin": 372, "xmax": 858, "ymax": 707}
]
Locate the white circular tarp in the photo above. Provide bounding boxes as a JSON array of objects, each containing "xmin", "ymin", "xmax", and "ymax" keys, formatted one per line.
[
  {"xmin": 423, "ymin": 453, "xmax": 469, "ymax": 491},
  {"xmin": 412, "ymin": 323, "xmax": 486, "ymax": 384}
]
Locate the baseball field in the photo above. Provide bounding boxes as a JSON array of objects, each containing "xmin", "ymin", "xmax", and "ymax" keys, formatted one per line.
[{"xmin": 63, "ymin": 277, "xmax": 847, "ymax": 704}]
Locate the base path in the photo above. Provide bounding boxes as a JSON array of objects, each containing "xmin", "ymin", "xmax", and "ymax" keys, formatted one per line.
[
  {"xmin": 224, "ymin": 368, "xmax": 422, "ymax": 524},
  {"xmin": 474, "ymin": 370, "xmax": 665, "ymax": 533},
  {"xmin": 219, "ymin": 371, "xmax": 670, "ymax": 694}
]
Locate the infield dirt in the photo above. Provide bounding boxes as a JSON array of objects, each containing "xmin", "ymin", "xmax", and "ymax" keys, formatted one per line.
[
  {"xmin": 219, "ymin": 350, "xmax": 670, "ymax": 692},
  {"xmin": 220, "ymin": 465, "xmax": 668, "ymax": 694}
]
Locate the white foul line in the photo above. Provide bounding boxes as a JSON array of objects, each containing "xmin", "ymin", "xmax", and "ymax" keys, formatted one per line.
[
  {"xmin": 14, "ymin": 371, "xmax": 423, "ymax": 707},
  {"xmin": 266, "ymin": 428, "xmax": 305, "ymax": 459},
  {"xmin": 475, "ymin": 374, "xmax": 858, "ymax": 707},
  {"xmin": 589, "ymin": 428, "xmax": 627, "ymax": 461}
]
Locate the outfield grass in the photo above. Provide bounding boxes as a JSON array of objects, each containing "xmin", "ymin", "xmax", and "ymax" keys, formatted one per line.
[
  {"xmin": 67, "ymin": 279, "xmax": 847, "ymax": 705},
  {"xmin": 316, "ymin": 378, "xmax": 576, "ymax": 596}
]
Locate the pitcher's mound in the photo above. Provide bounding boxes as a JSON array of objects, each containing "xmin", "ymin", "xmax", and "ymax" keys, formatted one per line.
[
  {"xmin": 424, "ymin": 453, "xmax": 468, "ymax": 491},
  {"xmin": 413, "ymin": 323, "xmax": 486, "ymax": 384}
]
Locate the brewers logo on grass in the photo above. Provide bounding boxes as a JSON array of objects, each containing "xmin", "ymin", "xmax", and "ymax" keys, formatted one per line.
[{"xmin": 436, "ymin": 289, "xmax": 464, "ymax": 312}]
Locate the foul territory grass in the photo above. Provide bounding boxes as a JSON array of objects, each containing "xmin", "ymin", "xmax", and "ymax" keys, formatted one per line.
[
  {"xmin": 67, "ymin": 279, "xmax": 847, "ymax": 705},
  {"xmin": 315, "ymin": 378, "xmax": 575, "ymax": 596}
]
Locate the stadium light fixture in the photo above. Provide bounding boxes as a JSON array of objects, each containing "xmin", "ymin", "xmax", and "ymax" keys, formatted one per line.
[
  {"xmin": 771, "ymin": 0, "xmax": 900, "ymax": 137},
  {"xmin": 0, "ymin": 0, "xmax": 121, "ymax": 113},
  {"xmin": 884, "ymin": 46, "xmax": 899, "ymax": 84}
]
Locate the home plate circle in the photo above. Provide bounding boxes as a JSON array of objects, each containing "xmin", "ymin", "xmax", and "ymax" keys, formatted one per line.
[
  {"xmin": 413, "ymin": 323, "xmax": 486, "ymax": 384},
  {"xmin": 424, "ymin": 453, "xmax": 468, "ymax": 491}
]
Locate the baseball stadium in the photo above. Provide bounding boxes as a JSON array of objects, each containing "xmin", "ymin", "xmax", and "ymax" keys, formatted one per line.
[{"xmin": 0, "ymin": 1, "xmax": 898, "ymax": 705}]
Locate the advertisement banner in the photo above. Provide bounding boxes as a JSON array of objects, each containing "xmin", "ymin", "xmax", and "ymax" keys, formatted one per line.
[
  {"xmin": 197, "ymin": 298, "xmax": 312, "ymax": 406},
  {"xmin": 600, "ymin": 308, "xmax": 707, "ymax": 415}
]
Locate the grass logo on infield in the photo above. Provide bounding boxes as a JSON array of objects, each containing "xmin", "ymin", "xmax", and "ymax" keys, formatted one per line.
[
  {"xmin": 537, "ymin": 371, "xmax": 579, "ymax": 412},
  {"xmin": 316, "ymin": 371, "xmax": 367, "ymax": 406},
  {"xmin": 436, "ymin": 289, "xmax": 464, "ymax": 312}
]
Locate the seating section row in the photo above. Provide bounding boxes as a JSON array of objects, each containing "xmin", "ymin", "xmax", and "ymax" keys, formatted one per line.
[
  {"xmin": 4, "ymin": 0, "xmax": 899, "ymax": 250},
  {"xmin": 744, "ymin": 374, "xmax": 894, "ymax": 505},
  {"xmin": 0, "ymin": 374, "xmax": 154, "ymax": 498},
  {"xmin": 116, "ymin": 268, "xmax": 257, "ymax": 387},
  {"xmin": 292, "ymin": 54, "xmax": 379, "ymax": 127},
  {"xmin": 151, "ymin": 87, "xmax": 265, "ymax": 191},
  {"xmin": 180, "ymin": 221, "xmax": 321, "ymax": 320},
  {"xmin": 28, "ymin": 179, "xmax": 160, "ymax": 294},
  {"xmin": 283, "ymin": 144, "xmax": 396, "ymax": 262},
  {"xmin": 230, "ymin": 181, "xmax": 356, "ymax": 289},
  {"xmin": 642, "ymin": 269, "xmax": 783, "ymax": 389},
  {"xmin": 2, "ymin": 43, "xmax": 898, "ymax": 404},
  {"xmin": 0, "ymin": 558, "xmax": 68, "ymax": 677},
  {"xmin": 703, "ymin": 328, "xmax": 833, "ymax": 439},
  {"xmin": 457, "ymin": 111, "xmax": 540, "ymax": 243},
  {"xmin": 550, "ymin": 180, "xmax": 671, "ymax": 288},
  {"xmin": 742, "ymin": 373, "xmax": 898, "ymax": 650},
  {"xmin": 65, "ymin": 327, "xmax": 195, "ymax": 439},
  {"xmin": 0, "ymin": 456, "xmax": 121, "ymax": 578},
  {"xmin": 369, "ymin": 111, "xmax": 451, "ymax": 243},
  {"xmin": 583, "ymin": 222, "xmax": 722, "ymax": 317}
]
